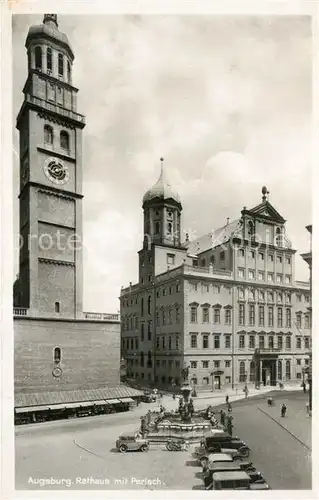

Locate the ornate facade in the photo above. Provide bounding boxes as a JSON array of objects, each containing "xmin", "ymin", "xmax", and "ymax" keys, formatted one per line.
[{"xmin": 121, "ymin": 173, "xmax": 311, "ymax": 391}]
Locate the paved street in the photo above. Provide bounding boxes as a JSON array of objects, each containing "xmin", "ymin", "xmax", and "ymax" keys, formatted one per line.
[{"xmin": 15, "ymin": 390, "xmax": 311, "ymax": 490}]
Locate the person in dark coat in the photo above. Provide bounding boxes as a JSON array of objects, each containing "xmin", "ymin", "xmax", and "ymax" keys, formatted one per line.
[
  {"xmin": 225, "ymin": 395, "xmax": 229, "ymax": 405},
  {"xmin": 281, "ymin": 403, "xmax": 287, "ymax": 417}
]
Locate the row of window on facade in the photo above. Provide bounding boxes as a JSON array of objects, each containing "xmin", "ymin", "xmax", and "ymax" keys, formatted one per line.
[
  {"xmin": 237, "ymin": 304, "xmax": 311, "ymax": 329},
  {"xmin": 199, "ymin": 241, "xmax": 290, "ymax": 268},
  {"xmin": 33, "ymin": 46, "xmax": 71, "ymax": 81},
  {"xmin": 237, "ymin": 248, "xmax": 292, "ymax": 264},
  {"xmin": 188, "ymin": 357, "xmax": 309, "ymax": 371},
  {"xmin": 239, "ymin": 268, "xmax": 292, "ymax": 284},
  {"xmin": 189, "ymin": 333, "xmax": 311, "ymax": 350},
  {"xmin": 238, "ymin": 289, "xmax": 294, "ymax": 303},
  {"xmin": 44, "ymin": 124, "xmax": 70, "ymax": 150},
  {"xmin": 130, "ymin": 372, "xmax": 180, "ymax": 384},
  {"xmin": 190, "ymin": 283, "xmax": 231, "ymax": 294},
  {"xmin": 126, "ymin": 356, "xmax": 181, "ymax": 370}
]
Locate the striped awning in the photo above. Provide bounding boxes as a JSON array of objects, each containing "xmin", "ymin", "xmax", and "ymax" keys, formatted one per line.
[
  {"xmin": 105, "ymin": 399, "xmax": 121, "ymax": 404},
  {"xmin": 15, "ymin": 406, "xmax": 50, "ymax": 413},
  {"xmin": 119, "ymin": 398, "xmax": 134, "ymax": 403}
]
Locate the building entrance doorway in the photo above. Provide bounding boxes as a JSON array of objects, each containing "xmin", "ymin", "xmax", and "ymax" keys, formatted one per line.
[
  {"xmin": 261, "ymin": 359, "xmax": 277, "ymax": 386},
  {"xmin": 214, "ymin": 375, "xmax": 221, "ymax": 390}
]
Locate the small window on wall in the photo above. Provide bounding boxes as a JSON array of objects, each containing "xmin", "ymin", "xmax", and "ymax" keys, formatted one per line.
[
  {"xmin": 47, "ymin": 47, "xmax": 52, "ymax": 72},
  {"xmin": 155, "ymin": 222, "xmax": 160, "ymax": 234},
  {"xmin": 44, "ymin": 125, "xmax": 53, "ymax": 145},
  {"xmin": 60, "ymin": 131, "xmax": 69, "ymax": 150},
  {"xmin": 58, "ymin": 53, "xmax": 64, "ymax": 76},
  {"xmin": 55, "ymin": 301, "xmax": 60, "ymax": 313},
  {"xmin": 35, "ymin": 46, "xmax": 42, "ymax": 69},
  {"xmin": 54, "ymin": 346, "xmax": 61, "ymax": 363}
]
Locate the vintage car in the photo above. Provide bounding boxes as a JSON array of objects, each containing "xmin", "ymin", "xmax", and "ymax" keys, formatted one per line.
[
  {"xmin": 203, "ymin": 462, "xmax": 267, "ymax": 489},
  {"xmin": 141, "ymin": 392, "xmax": 157, "ymax": 403},
  {"xmin": 116, "ymin": 431, "xmax": 149, "ymax": 453},
  {"xmin": 207, "ymin": 470, "xmax": 270, "ymax": 490},
  {"xmin": 194, "ymin": 433, "xmax": 251, "ymax": 465}
]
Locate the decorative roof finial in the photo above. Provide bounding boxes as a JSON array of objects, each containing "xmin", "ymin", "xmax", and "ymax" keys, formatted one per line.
[
  {"xmin": 262, "ymin": 185, "xmax": 269, "ymax": 202},
  {"xmin": 43, "ymin": 14, "xmax": 58, "ymax": 28}
]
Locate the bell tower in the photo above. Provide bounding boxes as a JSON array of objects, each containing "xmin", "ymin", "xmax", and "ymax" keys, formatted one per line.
[{"xmin": 14, "ymin": 14, "xmax": 86, "ymax": 319}]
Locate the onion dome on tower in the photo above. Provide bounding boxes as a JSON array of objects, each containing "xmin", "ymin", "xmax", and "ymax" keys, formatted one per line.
[
  {"xmin": 142, "ymin": 159, "xmax": 182, "ymax": 247},
  {"xmin": 143, "ymin": 158, "xmax": 182, "ymax": 210}
]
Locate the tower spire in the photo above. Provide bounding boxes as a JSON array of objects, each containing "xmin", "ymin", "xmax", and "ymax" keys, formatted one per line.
[
  {"xmin": 160, "ymin": 157, "xmax": 164, "ymax": 180},
  {"xmin": 43, "ymin": 14, "xmax": 58, "ymax": 28}
]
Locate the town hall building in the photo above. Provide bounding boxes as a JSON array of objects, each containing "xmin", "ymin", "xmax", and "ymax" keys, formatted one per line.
[{"xmin": 120, "ymin": 164, "xmax": 311, "ymax": 391}]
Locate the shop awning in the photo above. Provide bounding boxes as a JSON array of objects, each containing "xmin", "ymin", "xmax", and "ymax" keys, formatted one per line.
[
  {"xmin": 15, "ymin": 405, "xmax": 50, "ymax": 413},
  {"xmin": 105, "ymin": 399, "xmax": 121, "ymax": 404},
  {"xmin": 119, "ymin": 398, "xmax": 135, "ymax": 403},
  {"xmin": 92, "ymin": 400, "xmax": 108, "ymax": 405}
]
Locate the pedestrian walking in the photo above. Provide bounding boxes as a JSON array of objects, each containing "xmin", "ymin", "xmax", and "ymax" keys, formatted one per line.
[
  {"xmin": 227, "ymin": 402, "xmax": 232, "ymax": 413},
  {"xmin": 225, "ymin": 395, "xmax": 229, "ymax": 405},
  {"xmin": 244, "ymin": 386, "xmax": 249, "ymax": 398},
  {"xmin": 302, "ymin": 382, "xmax": 306, "ymax": 393},
  {"xmin": 281, "ymin": 403, "xmax": 287, "ymax": 418}
]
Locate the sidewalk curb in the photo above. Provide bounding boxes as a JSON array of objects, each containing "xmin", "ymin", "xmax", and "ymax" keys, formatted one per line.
[{"xmin": 257, "ymin": 406, "xmax": 311, "ymax": 451}]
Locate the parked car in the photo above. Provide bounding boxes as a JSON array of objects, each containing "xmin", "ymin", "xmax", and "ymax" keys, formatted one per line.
[
  {"xmin": 194, "ymin": 433, "xmax": 251, "ymax": 465},
  {"xmin": 116, "ymin": 431, "xmax": 149, "ymax": 453},
  {"xmin": 141, "ymin": 393, "xmax": 157, "ymax": 403},
  {"xmin": 208, "ymin": 470, "xmax": 270, "ymax": 490}
]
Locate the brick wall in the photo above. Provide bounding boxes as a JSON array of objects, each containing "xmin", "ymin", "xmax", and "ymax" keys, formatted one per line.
[{"xmin": 14, "ymin": 317, "xmax": 120, "ymax": 393}]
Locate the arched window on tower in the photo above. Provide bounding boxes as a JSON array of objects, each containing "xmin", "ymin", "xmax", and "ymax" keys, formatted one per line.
[
  {"xmin": 35, "ymin": 46, "xmax": 42, "ymax": 70},
  {"xmin": 155, "ymin": 222, "xmax": 160, "ymax": 234},
  {"xmin": 47, "ymin": 47, "xmax": 52, "ymax": 72},
  {"xmin": 140, "ymin": 352, "xmax": 144, "ymax": 367},
  {"xmin": 167, "ymin": 222, "xmax": 172, "ymax": 234},
  {"xmin": 55, "ymin": 301, "xmax": 60, "ymax": 313},
  {"xmin": 60, "ymin": 130, "xmax": 69, "ymax": 150},
  {"xmin": 67, "ymin": 61, "xmax": 71, "ymax": 82},
  {"xmin": 54, "ymin": 346, "xmax": 61, "ymax": 364},
  {"xmin": 44, "ymin": 124, "xmax": 53, "ymax": 145},
  {"xmin": 58, "ymin": 53, "xmax": 64, "ymax": 76}
]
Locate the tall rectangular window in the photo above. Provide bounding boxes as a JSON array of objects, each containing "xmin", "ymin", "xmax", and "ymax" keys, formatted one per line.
[
  {"xmin": 58, "ymin": 53, "xmax": 64, "ymax": 76},
  {"xmin": 202, "ymin": 335, "xmax": 209, "ymax": 349},
  {"xmin": 202, "ymin": 307, "xmax": 209, "ymax": 323},
  {"xmin": 296, "ymin": 313, "xmax": 302, "ymax": 329},
  {"xmin": 176, "ymin": 306, "xmax": 180, "ymax": 324},
  {"xmin": 268, "ymin": 306, "xmax": 274, "ymax": 327},
  {"xmin": 147, "ymin": 321, "xmax": 152, "ymax": 341},
  {"xmin": 249, "ymin": 335, "xmax": 255, "ymax": 349},
  {"xmin": 190, "ymin": 334, "xmax": 197, "ymax": 348},
  {"xmin": 259, "ymin": 335, "xmax": 265, "ymax": 349},
  {"xmin": 239, "ymin": 335, "xmax": 245, "ymax": 348},
  {"xmin": 268, "ymin": 336, "xmax": 274, "ymax": 349},
  {"xmin": 305, "ymin": 315, "xmax": 310, "ymax": 329},
  {"xmin": 190, "ymin": 307, "xmax": 197, "ymax": 323},
  {"xmin": 239, "ymin": 304, "xmax": 245, "ymax": 326},
  {"xmin": 277, "ymin": 336, "xmax": 283, "ymax": 349},
  {"xmin": 225, "ymin": 335, "xmax": 231, "ymax": 348},
  {"xmin": 277, "ymin": 307, "xmax": 283, "ymax": 327},
  {"xmin": 286, "ymin": 308, "xmax": 291, "ymax": 328},
  {"xmin": 296, "ymin": 337, "xmax": 302, "ymax": 349},
  {"xmin": 214, "ymin": 335, "xmax": 220, "ymax": 349},
  {"xmin": 286, "ymin": 336, "xmax": 291, "ymax": 349},
  {"xmin": 249, "ymin": 304, "xmax": 255, "ymax": 326},
  {"xmin": 213, "ymin": 308, "xmax": 220, "ymax": 324},
  {"xmin": 259, "ymin": 306, "xmax": 264, "ymax": 327},
  {"xmin": 225, "ymin": 309, "xmax": 232, "ymax": 325}
]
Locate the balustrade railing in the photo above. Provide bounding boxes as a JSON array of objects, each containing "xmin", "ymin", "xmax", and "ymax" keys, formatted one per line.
[
  {"xmin": 13, "ymin": 308, "xmax": 29, "ymax": 317},
  {"xmin": 83, "ymin": 312, "xmax": 120, "ymax": 321}
]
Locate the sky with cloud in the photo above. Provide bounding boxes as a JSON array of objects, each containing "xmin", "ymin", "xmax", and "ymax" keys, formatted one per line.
[{"xmin": 12, "ymin": 14, "xmax": 312, "ymax": 313}]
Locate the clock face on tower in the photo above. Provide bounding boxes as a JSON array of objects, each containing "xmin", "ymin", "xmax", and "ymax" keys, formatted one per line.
[{"xmin": 43, "ymin": 157, "xmax": 70, "ymax": 185}]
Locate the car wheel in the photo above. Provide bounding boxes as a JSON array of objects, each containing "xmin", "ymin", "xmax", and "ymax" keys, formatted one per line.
[
  {"xmin": 119, "ymin": 444, "xmax": 128, "ymax": 453},
  {"xmin": 140, "ymin": 444, "xmax": 148, "ymax": 452},
  {"xmin": 200, "ymin": 457, "xmax": 208, "ymax": 468},
  {"xmin": 239, "ymin": 446, "xmax": 250, "ymax": 458}
]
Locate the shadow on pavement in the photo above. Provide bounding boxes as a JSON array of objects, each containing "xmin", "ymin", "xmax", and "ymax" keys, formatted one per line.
[
  {"xmin": 185, "ymin": 460, "xmax": 200, "ymax": 467},
  {"xmin": 109, "ymin": 447, "xmax": 119, "ymax": 453},
  {"xmin": 192, "ymin": 485, "xmax": 205, "ymax": 490}
]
